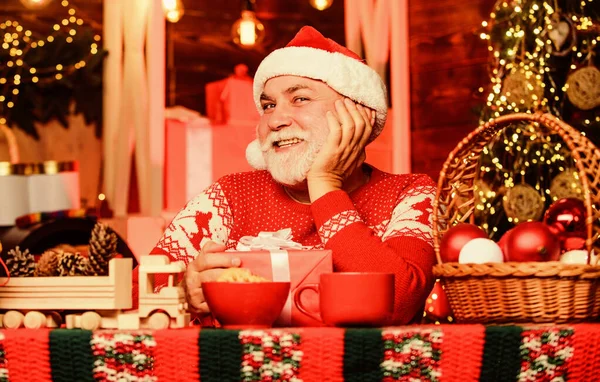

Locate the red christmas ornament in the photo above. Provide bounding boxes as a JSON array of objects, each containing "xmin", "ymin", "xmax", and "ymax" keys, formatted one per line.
[
  {"xmin": 439, "ymin": 223, "xmax": 488, "ymax": 263},
  {"xmin": 423, "ymin": 280, "xmax": 453, "ymax": 323},
  {"xmin": 498, "ymin": 227, "xmax": 516, "ymax": 261},
  {"xmin": 563, "ymin": 237, "xmax": 586, "ymax": 251},
  {"xmin": 505, "ymin": 221, "xmax": 561, "ymax": 262},
  {"xmin": 543, "ymin": 198, "xmax": 587, "ymax": 251}
]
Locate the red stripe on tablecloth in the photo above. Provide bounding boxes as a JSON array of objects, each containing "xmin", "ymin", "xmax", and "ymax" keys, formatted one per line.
[
  {"xmin": 2, "ymin": 329, "xmax": 52, "ymax": 382},
  {"xmin": 439, "ymin": 324, "xmax": 485, "ymax": 382},
  {"xmin": 569, "ymin": 323, "xmax": 600, "ymax": 380},
  {"xmin": 153, "ymin": 327, "xmax": 201, "ymax": 382},
  {"xmin": 299, "ymin": 327, "xmax": 345, "ymax": 382}
]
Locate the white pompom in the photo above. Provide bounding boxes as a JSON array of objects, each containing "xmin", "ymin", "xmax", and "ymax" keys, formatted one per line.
[
  {"xmin": 245, "ymin": 138, "xmax": 267, "ymax": 170},
  {"xmin": 458, "ymin": 238, "xmax": 504, "ymax": 264},
  {"xmin": 560, "ymin": 249, "xmax": 597, "ymax": 265}
]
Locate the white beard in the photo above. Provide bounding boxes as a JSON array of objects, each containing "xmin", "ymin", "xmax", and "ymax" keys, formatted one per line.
[
  {"xmin": 264, "ymin": 140, "xmax": 321, "ymax": 186},
  {"xmin": 245, "ymin": 129, "xmax": 325, "ymax": 186}
]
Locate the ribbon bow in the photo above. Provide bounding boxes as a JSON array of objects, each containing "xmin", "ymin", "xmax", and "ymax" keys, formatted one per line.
[{"xmin": 236, "ymin": 228, "xmax": 309, "ymax": 251}]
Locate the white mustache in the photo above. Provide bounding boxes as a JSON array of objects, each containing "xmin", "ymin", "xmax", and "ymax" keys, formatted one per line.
[{"xmin": 260, "ymin": 130, "xmax": 310, "ymax": 152}]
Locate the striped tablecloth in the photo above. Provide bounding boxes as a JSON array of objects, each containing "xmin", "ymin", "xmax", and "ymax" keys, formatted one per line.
[{"xmin": 0, "ymin": 323, "xmax": 598, "ymax": 381}]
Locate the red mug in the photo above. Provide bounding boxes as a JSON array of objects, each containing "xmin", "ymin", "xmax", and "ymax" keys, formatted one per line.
[{"xmin": 293, "ymin": 272, "xmax": 395, "ymax": 327}]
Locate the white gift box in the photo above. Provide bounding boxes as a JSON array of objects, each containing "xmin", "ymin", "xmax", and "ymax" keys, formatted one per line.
[
  {"xmin": 0, "ymin": 163, "xmax": 29, "ymax": 226},
  {"xmin": 28, "ymin": 161, "xmax": 80, "ymax": 214},
  {"xmin": 0, "ymin": 161, "xmax": 80, "ymax": 227}
]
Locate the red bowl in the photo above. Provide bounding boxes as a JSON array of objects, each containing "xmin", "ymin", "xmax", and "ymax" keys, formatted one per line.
[{"xmin": 202, "ymin": 281, "xmax": 291, "ymax": 329}]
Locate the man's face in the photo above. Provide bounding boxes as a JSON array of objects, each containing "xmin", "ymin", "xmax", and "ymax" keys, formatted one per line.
[{"xmin": 257, "ymin": 75, "xmax": 343, "ymax": 186}]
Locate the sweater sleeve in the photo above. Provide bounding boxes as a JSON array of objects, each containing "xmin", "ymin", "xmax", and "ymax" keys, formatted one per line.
[
  {"xmin": 131, "ymin": 181, "xmax": 233, "ymax": 311},
  {"xmin": 150, "ymin": 181, "xmax": 233, "ymax": 263},
  {"xmin": 310, "ymin": 174, "xmax": 437, "ymax": 324}
]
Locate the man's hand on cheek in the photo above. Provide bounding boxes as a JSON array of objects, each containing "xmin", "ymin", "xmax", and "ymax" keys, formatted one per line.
[{"xmin": 306, "ymin": 98, "xmax": 374, "ymax": 201}]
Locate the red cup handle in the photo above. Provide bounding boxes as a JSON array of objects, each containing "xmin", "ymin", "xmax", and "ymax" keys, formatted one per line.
[{"xmin": 293, "ymin": 283, "xmax": 322, "ymax": 323}]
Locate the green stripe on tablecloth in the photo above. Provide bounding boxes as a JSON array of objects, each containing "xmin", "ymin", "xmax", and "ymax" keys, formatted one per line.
[
  {"xmin": 49, "ymin": 329, "xmax": 95, "ymax": 382},
  {"xmin": 343, "ymin": 328, "xmax": 384, "ymax": 382},
  {"xmin": 480, "ymin": 325, "xmax": 523, "ymax": 382},
  {"xmin": 199, "ymin": 329, "xmax": 242, "ymax": 382}
]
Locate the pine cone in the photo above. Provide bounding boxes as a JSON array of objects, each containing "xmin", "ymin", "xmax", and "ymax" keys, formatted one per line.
[
  {"xmin": 35, "ymin": 249, "xmax": 62, "ymax": 276},
  {"xmin": 88, "ymin": 223, "xmax": 117, "ymax": 276},
  {"xmin": 56, "ymin": 252, "xmax": 94, "ymax": 276},
  {"xmin": 5, "ymin": 246, "xmax": 35, "ymax": 277}
]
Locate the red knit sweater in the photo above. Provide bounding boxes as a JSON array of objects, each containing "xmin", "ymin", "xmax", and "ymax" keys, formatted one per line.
[{"xmin": 139, "ymin": 164, "xmax": 437, "ymax": 324}]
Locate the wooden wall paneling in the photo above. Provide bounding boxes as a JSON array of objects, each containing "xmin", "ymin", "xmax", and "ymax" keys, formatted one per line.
[
  {"xmin": 410, "ymin": 64, "xmax": 488, "ymax": 130},
  {"xmin": 411, "ymin": 124, "xmax": 480, "ymax": 178},
  {"xmin": 408, "ymin": 0, "xmax": 495, "ymax": 178}
]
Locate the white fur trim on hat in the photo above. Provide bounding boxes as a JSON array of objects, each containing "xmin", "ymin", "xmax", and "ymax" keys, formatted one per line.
[{"xmin": 253, "ymin": 46, "xmax": 388, "ymax": 143}]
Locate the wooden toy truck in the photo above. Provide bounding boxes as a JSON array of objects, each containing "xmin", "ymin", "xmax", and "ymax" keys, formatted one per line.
[{"xmin": 0, "ymin": 255, "xmax": 191, "ymax": 330}]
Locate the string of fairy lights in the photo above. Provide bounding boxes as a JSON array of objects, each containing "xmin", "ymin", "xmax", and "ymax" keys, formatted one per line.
[
  {"xmin": 0, "ymin": 0, "xmax": 101, "ymax": 127},
  {"xmin": 472, "ymin": 0, "xmax": 599, "ymax": 238},
  {"xmin": 479, "ymin": 0, "xmax": 599, "ymax": 119}
]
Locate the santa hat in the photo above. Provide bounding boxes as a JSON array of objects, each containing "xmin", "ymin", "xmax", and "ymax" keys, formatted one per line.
[{"xmin": 246, "ymin": 26, "xmax": 388, "ymax": 170}]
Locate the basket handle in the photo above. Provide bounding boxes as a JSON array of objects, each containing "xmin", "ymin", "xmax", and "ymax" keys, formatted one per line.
[{"xmin": 432, "ymin": 112, "xmax": 597, "ymax": 265}]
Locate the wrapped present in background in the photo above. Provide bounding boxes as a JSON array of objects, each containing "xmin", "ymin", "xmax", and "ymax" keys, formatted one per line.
[{"xmin": 163, "ymin": 105, "xmax": 257, "ymax": 214}]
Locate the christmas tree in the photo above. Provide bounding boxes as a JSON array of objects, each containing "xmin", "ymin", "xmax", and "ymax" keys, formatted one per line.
[{"xmin": 475, "ymin": 0, "xmax": 600, "ymax": 240}]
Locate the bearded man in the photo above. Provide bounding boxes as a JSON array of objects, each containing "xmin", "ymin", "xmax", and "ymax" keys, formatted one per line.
[{"xmin": 139, "ymin": 26, "xmax": 437, "ymax": 325}]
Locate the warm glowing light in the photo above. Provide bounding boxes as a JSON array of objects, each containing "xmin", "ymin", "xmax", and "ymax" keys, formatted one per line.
[
  {"xmin": 162, "ymin": 0, "xmax": 184, "ymax": 23},
  {"xmin": 240, "ymin": 19, "xmax": 256, "ymax": 45},
  {"xmin": 18, "ymin": 0, "xmax": 52, "ymax": 10},
  {"xmin": 231, "ymin": 10, "xmax": 265, "ymax": 48},
  {"xmin": 309, "ymin": 0, "xmax": 334, "ymax": 11}
]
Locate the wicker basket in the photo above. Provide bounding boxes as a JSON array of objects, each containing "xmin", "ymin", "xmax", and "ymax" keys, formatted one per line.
[{"xmin": 432, "ymin": 112, "xmax": 600, "ymax": 324}]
